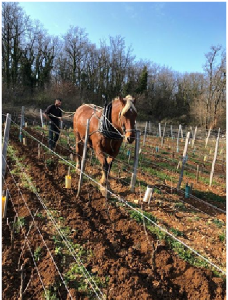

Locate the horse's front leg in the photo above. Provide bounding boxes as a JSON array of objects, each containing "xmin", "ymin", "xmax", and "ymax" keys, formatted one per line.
[
  {"xmin": 100, "ymin": 157, "xmax": 114, "ymax": 184},
  {"xmin": 100, "ymin": 159, "xmax": 109, "ymax": 186},
  {"xmin": 93, "ymin": 146, "xmax": 110, "ymax": 196},
  {"xmin": 106, "ymin": 156, "xmax": 113, "ymax": 178}
]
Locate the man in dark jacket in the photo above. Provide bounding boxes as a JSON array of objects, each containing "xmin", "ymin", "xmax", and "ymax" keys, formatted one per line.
[{"xmin": 44, "ymin": 98, "xmax": 62, "ymax": 150}]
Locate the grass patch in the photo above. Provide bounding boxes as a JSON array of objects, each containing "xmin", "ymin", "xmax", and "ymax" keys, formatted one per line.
[
  {"xmin": 129, "ymin": 209, "xmax": 157, "ymax": 224},
  {"xmin": 127, "ymin": 204, "xmax": 224, "ymax": 278},
  {"xmin": 170, "ymin": 227, "xmax": 184, "ymax": 237},
  {"xmin": 141, "ymin": 165, "xmax": 175, "ymax": 182},
  {"xmin": 212, "ymin": 219, "xmax": 225, "ymax": 228},
  {"xmin": 7, "ymin": 145, "xmax": 38, "ymax": 193},
  {"xmin": 219, "ymin": 233, "xmax": 226, "ymax": 242},
  {"xmin": 193, "ymin": 190, "xmax": 225, "ymax": 204}
]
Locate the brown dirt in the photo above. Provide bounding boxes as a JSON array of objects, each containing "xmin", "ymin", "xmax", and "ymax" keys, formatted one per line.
[{"xmin": 2, "ymin": 127, "xmax": 226, "ymax": 300}]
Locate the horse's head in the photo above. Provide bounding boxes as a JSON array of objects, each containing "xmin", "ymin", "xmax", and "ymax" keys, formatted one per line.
[{"xmin": 119, "ymin": 95, "xmax": 137, "ymax": 144}]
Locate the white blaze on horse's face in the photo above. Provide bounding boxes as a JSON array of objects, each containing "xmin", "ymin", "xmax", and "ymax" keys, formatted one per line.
[{"xmin": 120, "ymin": 95, "xmax": 137, "ymax": 144}]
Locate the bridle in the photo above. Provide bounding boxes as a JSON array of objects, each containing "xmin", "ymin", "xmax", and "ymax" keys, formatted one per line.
[
  {"xmin": 118, "ymin": 109, "xmax": 137, "ymax": 136},
  {"xmin": 96, "ymin": 97, "xmax": 137, "ymax": 140}
]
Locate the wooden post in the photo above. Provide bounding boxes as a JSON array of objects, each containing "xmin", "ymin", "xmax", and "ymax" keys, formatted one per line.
[
  {"xmin": 217, "ymin": 127, "xmax": 221, "ymax": 138},
  {"xmin": 143, "ymin": 121, "xmax": 148, "ymax": 146},
  {"xmin": 205, "ymin": 128, "xmax": 211, "ymax": 148},
  {"xmin": 19, "ymin": 106, "xmax": 25, "ymax": 142},
  {"xmin": 209, "ymin": 131, "xmax": 220, "ymax": 186},
  {"xmin": 135, "ymin": 121, "xmax": 138, "ymax": 130},
  {"xmin": 158, "ymin": 123, "xmax": 161, "ymax": 137},
  {"xmin": 77, "ymin": 119, "xmax": 90, "ymax": 196},
  {"xmin": 19, "ymin": 263, "xmax": 25, "ymax": 300},
  {"xmin": 180, "ymin": 125, "xmax": 183, "ymax": 138},
  {"xmin": 190, "ymin": 126, "xmax": 193, "ymax": 138},
  {"xmin": 177, "ymin": 132, "xmax": 190, "ymax": 189},
  {"xmin": 130, "ymin": 130, "xmax": 140, "ymax": 192},
  {"xmin": 21, "ymin": 106, "xmax": 25, "ymax": 127},
  {"xmin": 191, "ymin": 126, "xmax": 197, "ymax": 148},
  {"xmin": 148, "ymin": 121, "xmax": 151, "ymax": 135},
  {"xmin": 38, "ymin": 144, "xmax": 41, "ymax": 159},
  {"xmin": 40, "ymin": 109, "xmax": 44, "ymax": 128},
  {"xmin": 2, "ymin": 114, "xmax": 11, "ymax": 180},
  {"xmin": 161, "ymin": 122, "xmax": 166, "ymax": 147},
  {"xmin": 176, "ymin": 124, "xmax": 181, "ymax": 152},
  {"xmin": 196, "ymin": 165, "xmax": 200, "ymax": 182}
]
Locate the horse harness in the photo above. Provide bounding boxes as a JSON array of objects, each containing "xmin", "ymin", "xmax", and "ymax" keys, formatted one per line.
[{"xmin": 99, "ymin": 102, "xmax": 124, "ymax": 140}]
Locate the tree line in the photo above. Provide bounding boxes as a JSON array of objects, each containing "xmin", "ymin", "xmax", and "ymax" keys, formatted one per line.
[{"xmin": 2, "ymin": 2, "xmax": 226, "ymax": 128}]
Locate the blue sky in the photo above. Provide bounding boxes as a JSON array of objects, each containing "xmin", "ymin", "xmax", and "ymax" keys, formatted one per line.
[{"xmin": 19, "ymin": 2, "xmax": 226, "ymax": 74}]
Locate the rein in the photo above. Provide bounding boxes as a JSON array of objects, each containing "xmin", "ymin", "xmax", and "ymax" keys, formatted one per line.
[{"xmin": 58, "ymin": 108, "xmax": 75, "ymax": 118}]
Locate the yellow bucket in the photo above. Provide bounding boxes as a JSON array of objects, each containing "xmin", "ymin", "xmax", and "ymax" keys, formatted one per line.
[
  {"xmin": 65, "ymin": 175, "xmax": 71, "ymax": 189},
  {"xmin": 2, "ymin": 196, "xmax": 6, "ymax": 217}
]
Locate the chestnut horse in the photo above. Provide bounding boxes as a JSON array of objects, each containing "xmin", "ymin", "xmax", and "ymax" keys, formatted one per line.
[{"xmin": 73, "ymin": 95, "xmax": 137, "ymax": 194}]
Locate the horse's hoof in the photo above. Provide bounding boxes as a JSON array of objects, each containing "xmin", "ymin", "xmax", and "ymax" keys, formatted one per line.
[
  {"xmin": 100, "ymin": 185, "xmax": 106, "ymax": 197},
  {"xmin": 75, "ymin": 168, "xmax": 81, "ymax": 175},
  {"xmin": 100, "ymin": 185, "xmax": 113, "ymax": 198}
]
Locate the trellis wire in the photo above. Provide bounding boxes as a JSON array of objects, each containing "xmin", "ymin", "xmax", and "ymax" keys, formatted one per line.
[
  {"xmin": 72, "ymin": 147, "xmax": 220, "ymax": 220},
  {"xmin": 11, "ymin": 130, "xmax": 226, "ymax": 275},
  {"xmin": 139, "ymin": 135, "xmax": 226, "ymax": 165},
  {"xmin": 3, "ymin": 154, "xmax": 105, "ymax": 300},
  {"xmin": 135, "ymin": 168, "xmax": 225, "ymax": 219},
  {"xmin": 3, "ymin": 157, "xmax": 75, "ymax": 300},
  {"xmin": 82, "ymin": 170, "xmax": 226, "ymax": 275},
  {"xmin": 17, "ymin": 121, "xmax": 226, "ymax": 215},
  {"xmin": 138, "ymin": 128, "xmax": 225, "ymax": 157},
  {"xmin": 18, "ymin": 120, "xmax": 227, "ymax": 215},
  {"xmin": 5, "ymin": 112, "xmax": 225, "ymax": 161},
  {"xmin": 118, "ymin": 145, "xmax": 226, "ymax": 214},
  {"xmin": 136, "ymin": 121, "xmax": 226, "ymax": 138},
  {"xmin": 2, "ymin": 179, "xmax": 49, "ymax": 299},
  {"xmin": 5, "ymin": 117, "xmax": 226, "ymax": 275},
  {"xmin": 125, "ymin": 136, "xmax": 226, "ymax": 178}
]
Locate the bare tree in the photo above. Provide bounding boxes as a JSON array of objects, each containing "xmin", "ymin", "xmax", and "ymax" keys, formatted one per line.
[
  {"xmin": 203, "ymin": 45, "xmax": 226, "ymax": 129},
  {"xmin": 2, "ymin": 2, "xmax": 29, "ymax": 87},
  {"xmin": 63, "ymin": 26, "xmax": 89, "ymax": 87}
]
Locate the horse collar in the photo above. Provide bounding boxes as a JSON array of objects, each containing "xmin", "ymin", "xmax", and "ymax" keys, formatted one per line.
[{"xmin": 99, "ymin": 102, "xmax": 123, "ymax": 140}]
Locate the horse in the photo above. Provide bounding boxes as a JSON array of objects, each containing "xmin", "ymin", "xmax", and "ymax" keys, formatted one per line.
[{"xmin": 73, "ymin": 95, "xmax": 137, "ymax": 195}]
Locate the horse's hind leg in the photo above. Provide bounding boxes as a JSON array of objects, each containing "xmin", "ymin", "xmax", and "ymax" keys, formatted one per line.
[{"xmin": 75, "ymin": 132, "xmax": 83, "ymax": 170}]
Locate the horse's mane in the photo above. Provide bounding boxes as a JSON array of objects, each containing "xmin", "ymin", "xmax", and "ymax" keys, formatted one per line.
[
  {"xmin": 113, "ymin": 95, "xmax": 137, "ymax": 116},
  {"xmin": 83, "ymin": 95, "xmax": 137, "ymax": 116}
]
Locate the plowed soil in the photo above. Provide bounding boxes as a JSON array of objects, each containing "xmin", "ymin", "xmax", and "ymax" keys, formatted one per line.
[{"xmin": 2, "ymin": 126, "xmax": 226, "ymax": 300}]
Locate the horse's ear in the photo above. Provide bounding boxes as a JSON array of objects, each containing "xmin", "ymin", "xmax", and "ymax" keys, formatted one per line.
[{"xmin": 123, "ymin": 95, "xmax": 136, "ymax": 105}]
